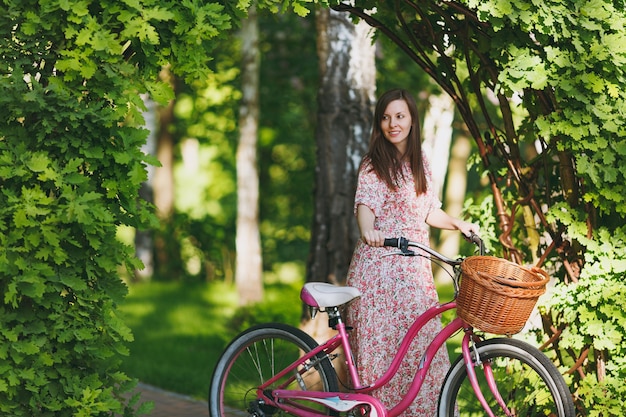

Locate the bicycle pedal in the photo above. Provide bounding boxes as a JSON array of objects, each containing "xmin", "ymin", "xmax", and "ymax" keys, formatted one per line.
[
  {"xmin": 348, "ymin": 404, "xmax": 372, "ymax": 417},
  {"xmin": 247, "ymin": 400, "xmax": 271, "ymax": 417}
]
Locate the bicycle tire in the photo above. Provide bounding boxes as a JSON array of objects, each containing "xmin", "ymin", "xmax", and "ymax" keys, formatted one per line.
[
  {"xmin": 438, "ymin": 338, "xmax": 575, "ymax": 417},
  {"xmin": 209, "ymin": 322, "xmax": 339, "ymax": 417}
]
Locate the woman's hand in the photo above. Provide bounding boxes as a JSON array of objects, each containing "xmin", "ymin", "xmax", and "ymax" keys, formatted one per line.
[
  {"xmin": 357, "ymin": 204, "xmax": 386, "ymax": 247},
  {"xmin": 455, "ymin": 219, "xmax": 480, "ymax": 240},
  {"xmin": 361, "ymin": 229, "xmax": 386, "ymax": 247}
]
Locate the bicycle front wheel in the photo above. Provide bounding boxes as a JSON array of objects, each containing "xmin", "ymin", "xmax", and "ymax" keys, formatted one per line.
[
  {"xmin": 438, "ymin": 338, "xmax": 575, "ymax": 417},
  {"xmin": 209, "ymin": 323, "xmax": 339, "ymax": 417}
]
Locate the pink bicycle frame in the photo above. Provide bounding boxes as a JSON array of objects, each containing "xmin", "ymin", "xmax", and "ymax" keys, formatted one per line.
[{"xmin": 256, "ymin": 301, "xmax": 473, "ymax": 417}]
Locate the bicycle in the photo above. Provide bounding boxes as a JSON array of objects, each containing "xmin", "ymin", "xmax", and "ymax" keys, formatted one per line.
[{"xmin": 209, "ymin": 234, "xmax": 575, "ymax": 417}]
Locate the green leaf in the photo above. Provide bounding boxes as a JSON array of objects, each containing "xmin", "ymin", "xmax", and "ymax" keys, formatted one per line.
[
  {"xmin": 144, "ymin": 80, "xmax": 175, "ymax": 105},
  {"xmin": 60, "ymin": 275, "xmax": 88, "ymax": 291},
  {"xmin": 26, "ymin": 154, "xmax": 50, "ymax": 173}
]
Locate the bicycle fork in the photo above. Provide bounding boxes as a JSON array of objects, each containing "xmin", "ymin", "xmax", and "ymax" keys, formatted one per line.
[{"xmin": 461, "ymin": 331, "xmax": 512, "ymax": 417}]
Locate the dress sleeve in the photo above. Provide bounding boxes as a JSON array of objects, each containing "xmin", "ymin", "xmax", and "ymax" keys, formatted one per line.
[
  {"xmin": 423, "ymin": 155, "xmax": 442, "ymax": 213},
  {"xmin": 354, "ymin": 161, "xmax": 387, "ymax": 217}
]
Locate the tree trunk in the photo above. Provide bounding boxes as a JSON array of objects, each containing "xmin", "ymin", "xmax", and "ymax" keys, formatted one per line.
[
  {"xmin": 422, "ymin": 92, "xmax": 455, "ymax": 200},
  {"xmin": 435, "ymin": 134, "xmax": 471, "ymax": 284},
  {"xmin": 153, "ymin": 66, "xmax": 176, "ymax": 278},
  {"xmin": 306, "ymin": 8, "xmax": 376, "ymax": 288},
  {"xmin": 304, "ymin": 10, "xmax": 375, "ymax": 375},
  {"xmin": 153, "ymin": 67, "xmax": 176, "ymax": 220},
  {"xmin": 236, "ymin": 5, "xmax": 263, "ymax": 305},
  {"xmin": 421, "ymin": 92, "xmax": 467, "ymax": 285},
  {"xmin": 134, "ymin": 94, "xmax": 158, "ymax": 281}
]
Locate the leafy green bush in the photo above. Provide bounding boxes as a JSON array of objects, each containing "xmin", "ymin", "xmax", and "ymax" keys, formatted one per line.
[
  {"xmin": 543, "ymin": 217, "xmax": 626, "ymax": 415},
  {"xmin": 0, "ymin": 87, "xmax": 150, "ymax": 416},
  {"xmin": 0, "ymin": 0, "xmax": 234, "ymax": 415}
]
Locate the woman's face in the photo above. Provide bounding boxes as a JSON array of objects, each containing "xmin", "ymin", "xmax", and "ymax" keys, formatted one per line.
[{"xmin": 380, "ymin": 99, "xmax": 412, "ymax": 154}]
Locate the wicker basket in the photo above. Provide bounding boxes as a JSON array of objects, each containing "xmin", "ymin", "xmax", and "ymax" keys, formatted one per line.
[{"xmin": 456, "ymin": 256, "xmax": 550, "ymax": 335}]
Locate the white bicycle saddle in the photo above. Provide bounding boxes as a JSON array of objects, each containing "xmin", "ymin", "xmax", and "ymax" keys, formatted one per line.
[{"xmin": 300, "ymin": 282, "xmax": 361, "ymax": 308}]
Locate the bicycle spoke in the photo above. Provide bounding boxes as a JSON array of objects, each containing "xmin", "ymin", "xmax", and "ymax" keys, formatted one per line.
[{"xmin": 210, "ymin": 324, "xmax": 339, "ymax": 416}]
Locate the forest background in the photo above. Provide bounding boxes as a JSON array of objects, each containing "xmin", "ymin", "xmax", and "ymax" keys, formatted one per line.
[{"xmin": 1, "ymin": 0, "xmax": 626, "ymax": 416}]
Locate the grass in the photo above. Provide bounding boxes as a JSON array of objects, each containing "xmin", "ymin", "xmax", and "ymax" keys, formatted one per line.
[
  {"xmin": 117, "ymin": 279, "xmax": 303, "ymax": 400},
  {"xmin": 117, "ymin": 280, "xmax": 238, "ymax": 400},
  {"xmin": 117, "ymin": 276, "xmax": 459, "ymax": 401}
]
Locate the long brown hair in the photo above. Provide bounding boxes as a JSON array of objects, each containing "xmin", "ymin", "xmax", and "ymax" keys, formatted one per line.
[{"xmin": 363, "ymin": 88, "xmax": 427, "ymax": 194}]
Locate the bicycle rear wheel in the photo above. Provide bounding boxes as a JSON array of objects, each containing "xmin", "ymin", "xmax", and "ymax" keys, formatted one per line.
[
  {"xmin": 438, "ymin": 338, "xmax": 575, "ymax": 417},
  {"xmin": 209, "ymin": 323, "xmax": 339, "ymax": 417}
]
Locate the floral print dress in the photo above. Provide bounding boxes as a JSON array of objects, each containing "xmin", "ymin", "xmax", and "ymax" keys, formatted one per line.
[{"xmin": 346, "ymin": 157, "xmax": 451, "ymax": 416}]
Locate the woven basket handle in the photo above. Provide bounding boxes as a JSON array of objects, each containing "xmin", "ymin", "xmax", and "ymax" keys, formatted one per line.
[{"xmin": 476, "ymin": 266, "xmax": 550, "ymax": 289}]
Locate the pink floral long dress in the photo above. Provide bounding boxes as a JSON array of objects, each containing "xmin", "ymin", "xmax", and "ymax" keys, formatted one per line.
[{"xmin": 346, "ymin": 157, "xmax": 451, "ymax": 416}]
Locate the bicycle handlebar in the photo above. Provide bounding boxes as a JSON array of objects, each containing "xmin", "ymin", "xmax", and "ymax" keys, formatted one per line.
[
  {"xmin": 465, "ymin": 232, "xmax": 485, "ymax": 255},
  {"xmin": 383, "ymin": 233, "xmax": 485, "ymax": 266}
]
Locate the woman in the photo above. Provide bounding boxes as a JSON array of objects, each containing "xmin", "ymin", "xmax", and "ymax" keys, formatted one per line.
[{"xmin": 347, "ymin": 88, "xmax": 478, "ymax": 416}]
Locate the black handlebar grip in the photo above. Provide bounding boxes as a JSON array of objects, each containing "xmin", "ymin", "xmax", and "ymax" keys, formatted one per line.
[{"xmin": 383, "ymin": 238, "xmax": 399, "ymax": 248}]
